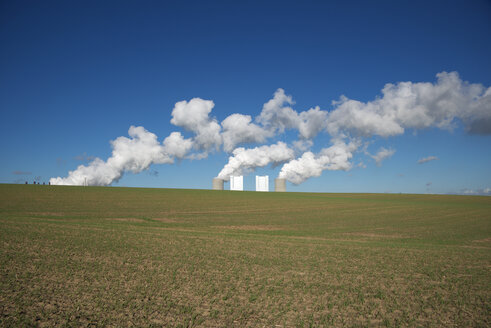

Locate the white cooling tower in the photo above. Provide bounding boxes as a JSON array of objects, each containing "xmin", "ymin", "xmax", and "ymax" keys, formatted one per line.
[
  {"xmin": 230, "ymin": 175, "xmax": 243, "ymax": 191},
  {"xmin": 212, "ymin": 178, "xmax": 224, "ymax": 190},
  {"xmin": 255, "ymin": 175, "xmax": 269, "ymax": 192},
  {"xmin": 275, "ymin": 178, "xmax": 286, "ymax": 192}
]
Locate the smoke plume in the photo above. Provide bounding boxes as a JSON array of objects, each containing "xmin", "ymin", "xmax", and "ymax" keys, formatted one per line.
[
  {"xmin": 50, "ymin": 126, "xmax": 186, "ymax": 186},
  {"xmin": 217, "ymin": 142, "xmax": 294, "ymax": 181},
  {"xmin": 278, "ymin": 140, "xmax": 357, "ymax": 184},
  {"xmin": 326, "ymin": 72, "xmax": 491, "ymax": 137},
  {"xmin": 221, "ymin": 114, "xmax": 272, "ymax": 152},
  {"xmin": 50, "ymin": 71, "xmax": 490, "ymax": 187},
  {"xmin": 277, "ymin": 71, "xmax": 490, "ymax": 184},
  {"xmin": 256, "ymin": 88, "xmax": 328, "ymax": 139},
  {"xmin": 170, "ymin": 98, "xmax": 222, "ymax": 152}
]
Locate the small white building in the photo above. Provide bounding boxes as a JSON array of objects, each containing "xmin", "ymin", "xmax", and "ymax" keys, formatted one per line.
[
  {"xmin": 230, "ymin": 175, "xmax": 243, "ymax": 191},
  {"xmin": 255, "ymin": 175, "xmax": 269, "ymax": 192}
]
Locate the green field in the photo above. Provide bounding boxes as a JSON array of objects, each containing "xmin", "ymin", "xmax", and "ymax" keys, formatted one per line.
[{"xmin": 0, "ymin": 184, "xmax": 490, "ymax": 327}]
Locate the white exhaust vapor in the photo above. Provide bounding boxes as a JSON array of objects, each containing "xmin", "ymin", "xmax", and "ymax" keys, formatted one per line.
[
  {"xmin": 277, "ymin": 72, "xmax": 490, "ymax": 184},
  {"xmin": 50, "ymin": 126, "xmax": 191, "ymax": 186},
  {"xmin": 278, "ymin": 141, "xmax": 358, "ymax": 184},
  {"xmin": 326, "ymin": 72, "xmax": 491, "ymax": 137},
  {"xmin": 217, "ymin": 142, "xmax": 295, "ymax": 181},
  {"xmin": 50, "ymin": 71, "xmax": 490, "ymax": 187},
  {"xmin": 170, "ymin": 98, "xmax": 222, "ymax": 152}
]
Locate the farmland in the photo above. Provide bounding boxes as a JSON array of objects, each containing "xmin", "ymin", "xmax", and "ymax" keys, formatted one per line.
[{"xmin": 0, "ymin": 184, "xmax": 490, "ymax": 327}]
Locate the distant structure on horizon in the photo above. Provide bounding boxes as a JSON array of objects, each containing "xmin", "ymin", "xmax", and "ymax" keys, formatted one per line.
[
  {"xmin": 275, "ymin": 178, "xmax": 286, "ymax": 192},
  {"xmin": 256, "ymin": 175, "xmax": 269, "ymax": 192},
  {"xmin": 212, "ymin": 175, "xmax": 285, "ymax": 192},
  {"xmin": 230, "ymin": 176, "xmax": 243, "ymax": 191},
  {"xmin": 212, "ymin": 178, "xmax": 224, "ymax": 190}
]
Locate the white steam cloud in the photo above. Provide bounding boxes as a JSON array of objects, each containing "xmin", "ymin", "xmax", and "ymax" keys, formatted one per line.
[
  {"xmin": 221, "ymin": 114, "xmax": 272, "ymax": 152},
  {"xmin": 217, "ymin": 142, "xmax": 294, "ymax": 181},
  {"xmin": 278, "ymin": 140, "xmax": 357, "ymax": 184},
  {"xmin": 277, "ymin": 71, "xmax": 490, "ymax": 184},
  {"xmin": 50, "ymin": 126, "xmax": 179, "ymax": 186},
  {"xmin": 326, "ymin": 72, "xmax": 491, "ymax": 137},
  {"xmin": 170, "ymin": 98, "xmax": 222, "ymax": 152},
  {"xmin": 257, "ymin": 88, "xmax": 328, "ymax": 139},
  {"xmin": 51, "ymin": 72, "xmax": 490, "ymax": 187}
]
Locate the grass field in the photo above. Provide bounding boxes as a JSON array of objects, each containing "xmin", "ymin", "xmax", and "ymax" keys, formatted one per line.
[{"xmin": 0, "ymin": 184, "xmax": 490, "ymax": 327}]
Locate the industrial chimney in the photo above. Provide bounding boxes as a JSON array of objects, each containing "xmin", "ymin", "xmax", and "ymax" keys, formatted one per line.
[
  {"xmin": 230, "ymin": 176, "xmax": 244, "ymax": 191},
  {"xmin": 274, "ymin": 178, "xmax": 286, "ymax": 192},
  {"xmin": 256, "ymin": 175, "xmax": 269, "ymax": 192},
  {"xmin": 212, "ymin": 178, "xmax": 224, "ymax": 190}
]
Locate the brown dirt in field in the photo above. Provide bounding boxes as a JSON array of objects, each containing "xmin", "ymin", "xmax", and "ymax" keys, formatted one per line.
[
  {"xmin": 465, "ymin": 238, "xmax": 491, "ymax": 249},
  {"xmin": 151, "ymin": 217, "xmax": 178, "ymax": 223},
  {"xmin": 155, "ymin": 204, "xmax": 407, "ymax": 217},
  {"xmin": 343, "ymin": 232, "xmax": 409, "ymax": 239},
  {"xmin": 29, "ymin": 212, "xmax": 65, "ymax": 217},
  {"xmin": 472, "ymin": 237, "xmax": 491, "ymax": 243},
  {"xmin": 30, "ymin": 217, "xmax": 66, "ymax": 222},
  {"xmin": 286, "ymin": 235, "xmax": 370, "ymax": 243},
  {"xmin": 214, "ymin": 225, "xmax": 284, "ymax": 231},
  {"xmin": 161, "ymin": 207, "xmax": 288, "ymax": 215},
  {"xmin": 106, "ymin": 218, "xmax": 145, "ymax": 222},
  {"xmin": 461, "ymin": 245, "xmax": 491, "ymax": 250}
]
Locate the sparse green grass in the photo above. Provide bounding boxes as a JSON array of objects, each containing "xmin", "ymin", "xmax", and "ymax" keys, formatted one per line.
[{"xmin": 0, "ymin": 184, "xmax": 490, "ymax": 327}]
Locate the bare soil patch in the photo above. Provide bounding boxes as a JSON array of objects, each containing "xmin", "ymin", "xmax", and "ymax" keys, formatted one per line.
[
  {"xmin": 214, "ymin": 225, "xmax": 284, "ymax": 231},
  {"xmin": 343, "ymin": 232, "xmax": 410, "ymax": 239},
  {"xmin": 151, "ymin": 217, "xmax": 178, "ymax": 223},
  {"xmin": 472, "ymin": 237, "xmax": 491, "ymax": 243},
  {"xmin": 106, "ymin": 217, "xmax": 145, "ymax": 222},
  {"xmin": 29, "ymin": 212, "xmax": 66, "ymax": 217}
]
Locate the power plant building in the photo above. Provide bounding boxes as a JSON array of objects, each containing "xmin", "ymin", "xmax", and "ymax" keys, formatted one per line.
[
  {"xmin": 212, "ymin": 175, "xmax": 284, "ymax": 192},
  {"xmin": 255, "ymin": 175, "xmax": 269, "ymax": 192},
  {"xmin": 212, "ymin": 178, "xmax": 224, "ymax": 190},
  {"xmin": 275, "ymin": 178, "xmax": 286, "ymax": 192},
  {"xmin": 230, "ymin": 175, "xmax": 243, "ymax": 191}
]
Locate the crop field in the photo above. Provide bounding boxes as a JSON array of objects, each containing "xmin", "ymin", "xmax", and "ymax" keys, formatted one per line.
[{"xmin": 0, "ymin": 184, "xmax": 490, "ymax": 327}]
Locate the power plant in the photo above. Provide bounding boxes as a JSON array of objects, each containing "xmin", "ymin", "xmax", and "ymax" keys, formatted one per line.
[
  {"xmin": 230, "ymin": 176, "xmax": 243, "ymax": 191},
  {"xmin": 212, "ymin": 175, "xmax": 285, "ymax": 192},
  {"xmin": 255, "ymin": 175, "xmax": 269, "ymax": 192},
  {"xmin": 274, "ymin": 178, "xmax": 286, "ymax": 192},
  {"xmin": 212, "ymin": 178, "xmax": 224, "ymax": 190}
]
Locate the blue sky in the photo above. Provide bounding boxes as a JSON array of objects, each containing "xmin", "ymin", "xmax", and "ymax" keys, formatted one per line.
[{"xmin": 1, "ymin": 0, "xmax": 490, "ymax": 194}]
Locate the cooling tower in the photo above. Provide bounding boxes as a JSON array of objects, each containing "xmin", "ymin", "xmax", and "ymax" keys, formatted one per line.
[
  {"xmin": 230, "ymin": 175, "xmax": 244, "ymax": 191},
  {"xmin": 212, "ymin": 178, "xmax": 224, "ymax": 190},
  {"xmin": 256, "ymin": 175, "xmax": 269, "ymax": 192},
  {"xmin": 274, "ymin": 178, "xmax": 286, "ymax": 192}
]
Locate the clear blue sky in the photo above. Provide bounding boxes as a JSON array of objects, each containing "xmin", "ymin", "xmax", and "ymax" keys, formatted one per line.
[{"xmin": 1, "ymin": 0, "xmax": 490, "ymax": 194}]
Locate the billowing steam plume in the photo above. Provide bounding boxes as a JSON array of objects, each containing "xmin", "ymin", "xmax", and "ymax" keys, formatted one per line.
[
  {"xmin": 276, "ymin": 71, "xmax": 490, "ymax": 183},
  {"xmin": 217, "ymin": 142, "xmax": 294, "ymax": 181},
  {"xmin": 51, "ymin": 72, "xmax": 490, "ymax": 186},
  {"xmin": 278, "ymin": 140, "xmax": 357, "ymax": 184},
  {"xmin": 325, "ymin": 71, "xmax": 491, "ymax": 137},
  {"xmin": 170, "ymin": 98, "xmax": 222, "ymax": 152},
  {"xmin": 50, "ymin": 126, "xmax": 191, "ymax": 186}
]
